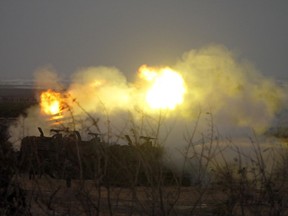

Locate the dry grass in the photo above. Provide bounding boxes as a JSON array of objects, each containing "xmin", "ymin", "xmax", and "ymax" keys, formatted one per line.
[{"xmin": 19, "ymin": 176, "xmax": 229, "ymax": 216}]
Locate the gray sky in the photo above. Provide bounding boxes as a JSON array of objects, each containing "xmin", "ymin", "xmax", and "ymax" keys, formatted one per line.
[{"xmin": 1, "ymin": 0, "xmax": 288, "ymax": 81}]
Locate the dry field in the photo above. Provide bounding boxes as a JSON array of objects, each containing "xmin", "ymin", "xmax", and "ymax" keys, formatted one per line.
[
  {"xmin": 18, "ymin": 176, "xmax": 227, "ymax": 216},
  {"xmin": 15, "ymin": 174, "xmax": 288, "ymax": 216}
]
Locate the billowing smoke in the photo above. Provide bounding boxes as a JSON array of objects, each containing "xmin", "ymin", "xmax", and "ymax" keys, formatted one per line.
[
  {"xmin": 174, "ymin": 45, "xmax": 285, "ymax": 133},
  {"xmin": 8, "ymin": 45, "xmax": 286, "ymax": 152},
  {"xmin": 68, "ymin": 66, "xmax": 134, "ymax": 114},
  {"xmin": 34, "ymin": 66, "xmax": 63, "ymax": 90}
]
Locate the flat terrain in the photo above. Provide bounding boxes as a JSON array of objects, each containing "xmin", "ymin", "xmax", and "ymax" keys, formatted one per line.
[{"xmin": 18, "ymin": 176, "xmax": 226, "ymax": 216}]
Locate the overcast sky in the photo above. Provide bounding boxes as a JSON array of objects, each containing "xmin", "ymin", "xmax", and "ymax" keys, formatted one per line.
[{"xmin": 1, "ymin": 1, "xmax": 288, "ymax": 81}]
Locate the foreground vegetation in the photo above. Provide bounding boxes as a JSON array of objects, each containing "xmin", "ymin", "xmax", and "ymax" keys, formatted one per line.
[{"xmin": 1, "ymin": 111, "xmax": 288, "ymax": 216}]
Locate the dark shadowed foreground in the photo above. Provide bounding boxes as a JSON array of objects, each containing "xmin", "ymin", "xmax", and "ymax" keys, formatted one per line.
[
  {"xmin": 2, "ymin": 107, "xmax": 288, "ymax": 215},
  {"xmin": 2, "ymin": 133, "xmax": 288, "ymax": 215}
]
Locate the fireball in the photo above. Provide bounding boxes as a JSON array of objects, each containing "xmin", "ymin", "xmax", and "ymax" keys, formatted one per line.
[
  {"xmin": 40, "ymin": 89, "xmax": 63, "ymax": 115},
  {"xmin": 139, "ymin": 65, "xmax": 186, "ymax": 110}
]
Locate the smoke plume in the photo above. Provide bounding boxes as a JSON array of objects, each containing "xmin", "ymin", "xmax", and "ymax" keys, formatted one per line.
[{"xmin": 8, "ymin": 45, "xmax": 286, "ymax": 151}]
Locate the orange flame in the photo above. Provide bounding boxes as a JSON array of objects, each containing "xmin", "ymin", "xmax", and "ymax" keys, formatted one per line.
[{"xmin": 40, "ymin": 89, "xmax": 64, "ymax": 116}]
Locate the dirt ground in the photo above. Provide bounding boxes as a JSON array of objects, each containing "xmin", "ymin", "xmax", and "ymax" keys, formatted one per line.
[
  {"xmin": 15, "ymin": 175, "xmax": 288, "ymax": 216},
  {"xmin": 17, "ymin": 175, "xmax": 227, "ymax": 216}
]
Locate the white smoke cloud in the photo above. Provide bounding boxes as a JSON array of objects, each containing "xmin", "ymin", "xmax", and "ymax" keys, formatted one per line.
[
  {"xmin": 34, "ymin": 66, "xmax": 63, "ymax": 90},
  {"xmin": 173, "ymin": 45, "xmax": 285, "ymax": 133},
  {"xmin": 8, "ymin": 45, "xmax": 287, "ymax": 154}
]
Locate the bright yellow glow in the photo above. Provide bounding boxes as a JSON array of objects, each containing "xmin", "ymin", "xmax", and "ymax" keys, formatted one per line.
[
  {"xmin": 40, "ymin": 89, "xmax": 63, "ymax": 115},
  {"xmin": 49, "ymin": 101, "xmax": 60, "ymax": 114},
  {"xmin": 138, "ymin": 65, "xmax": 186, "ymax": 110},
  {"xmin": 91, "ymin": 79, "xmax": 106, "ymax": 88}
]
